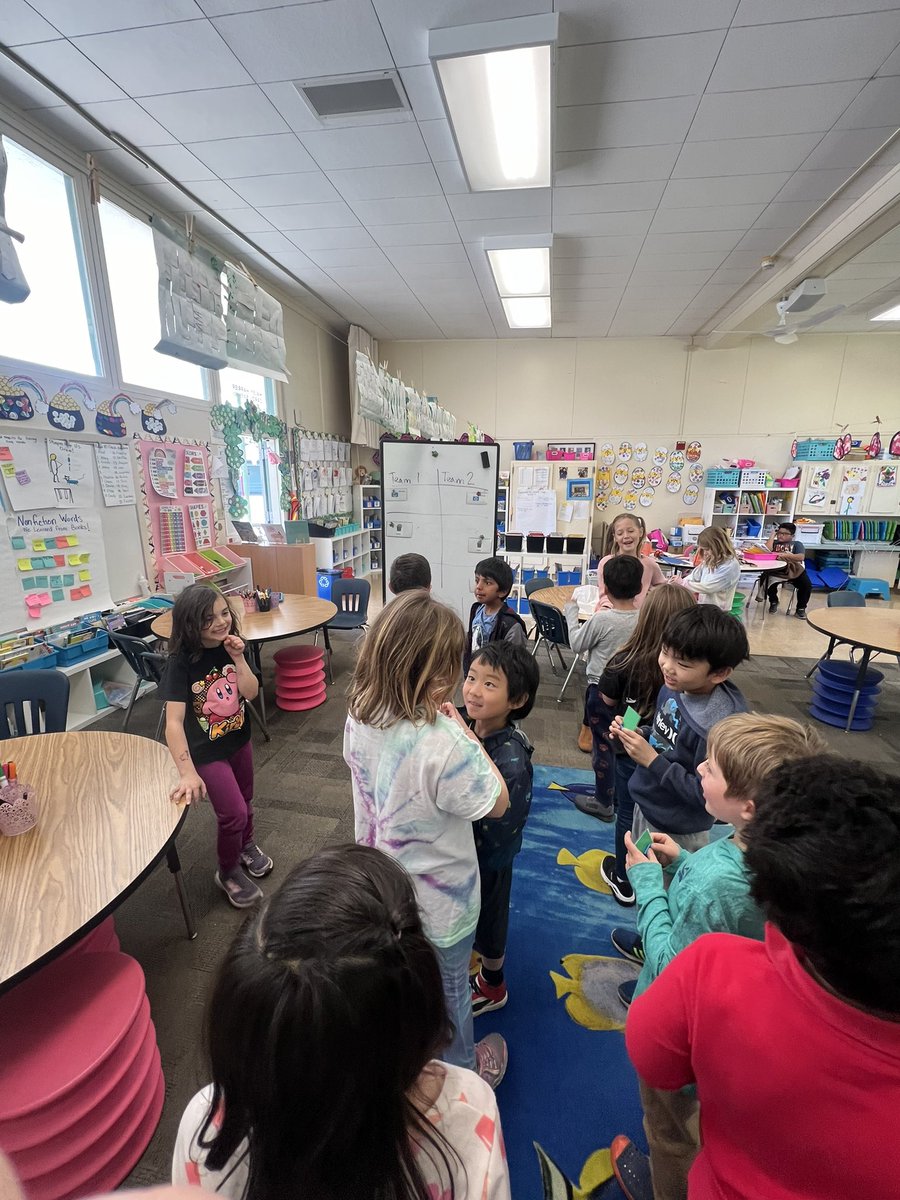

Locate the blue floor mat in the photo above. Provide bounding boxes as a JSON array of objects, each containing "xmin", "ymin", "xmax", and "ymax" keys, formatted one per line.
[{"xmin": 477, "ymin": 764, "xmax": 645, "ymax": 1199}]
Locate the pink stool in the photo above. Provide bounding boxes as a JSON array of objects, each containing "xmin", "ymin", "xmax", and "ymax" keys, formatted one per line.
[
  {"xmin": 273, "ymin": 645, "xmax": 327, "ymax": 712},
  {"xmin": 0, "ymin": 951, "xmax": 164, "ymax": 1200},
  {"xmin": 55, "ymin": 917, "xmax": 120, "ymax": 965}
]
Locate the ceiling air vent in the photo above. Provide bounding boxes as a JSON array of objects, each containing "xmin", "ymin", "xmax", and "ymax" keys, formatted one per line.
[{"xmin": 293, "ymin": 71, "xmax": 411, "ymax": 124}]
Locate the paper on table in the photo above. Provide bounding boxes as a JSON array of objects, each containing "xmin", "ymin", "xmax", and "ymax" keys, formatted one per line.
[{"xmin": 558, "ymin": 501, "xmax": 574, "ymax": 524}]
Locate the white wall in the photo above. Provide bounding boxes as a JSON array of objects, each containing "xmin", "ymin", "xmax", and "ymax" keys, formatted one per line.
[{"xmin": 380, "ymin": 334, "xmax": 900, "ymax": 531}]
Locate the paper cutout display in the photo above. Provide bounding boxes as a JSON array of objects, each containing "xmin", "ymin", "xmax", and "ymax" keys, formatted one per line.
[
  {"xmin": 0, "ymin": 376, "xmax": 42, "ymax": 422},
  {"xmin": 224, "ymin": 263, "xmax": 287, "ymax": 381},
  {"xmin": 95, "ymin": 393, "xmax": 139, "ymax": 438},
  {"xmin": 141, "ymin": 398, "xmax": 177, "ymax": 437},
  {"xmin": 153, "ymin": 221, "xmax": 227, "ymax": 370}
]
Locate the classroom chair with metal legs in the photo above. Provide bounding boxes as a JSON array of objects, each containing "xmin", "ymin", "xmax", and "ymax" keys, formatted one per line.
[
  {"xmin": 529, "ymin": 600, "xmax": 582, "ymax": 703},
  {"xmin": 106, "ymin": 630, "xmax": 168, "ymax": 738},
  {"xmin": 0, "ymin": 669, "xmax": 70, "ymax": 737}
]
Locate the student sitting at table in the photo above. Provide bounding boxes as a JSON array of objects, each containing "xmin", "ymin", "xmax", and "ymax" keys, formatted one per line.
[
  {"xmin": 679, "ymin": 527, "xmax": 742, "ymax": 612},
  {"xmin": 162, "ymin": 584, "xmax": 272, "ymax": 911},
  {"xmin": 759, "ymin": 522, "xmax": 811, "ymax": 618}
]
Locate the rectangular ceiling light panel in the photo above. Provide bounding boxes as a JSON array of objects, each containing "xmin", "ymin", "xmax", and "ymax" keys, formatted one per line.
[
  {"xmin": 502, "ymin": 295, "xmax": 551, "ymax": 328},
  {"xmin": 487, "ymin": 247, "xmax": 550, "ymax": 296},
  {"xmin": 430, "ymin": 15, "xmax": 557, "ymax": 192},
  {"xmin": 869, "ymin": 301, "xmax": 900, "ymax": 321}
]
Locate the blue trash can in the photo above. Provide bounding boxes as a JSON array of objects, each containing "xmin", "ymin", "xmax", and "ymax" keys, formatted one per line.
[
  {"xmin": 317, "ymin": 568, "xmax": 342, "ymax": 600},
  {"xmin": 513, "ymin": 441, "xmax": 534, "ymax": 460}
]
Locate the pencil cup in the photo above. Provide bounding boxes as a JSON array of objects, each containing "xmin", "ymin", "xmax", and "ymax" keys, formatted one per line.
[
  {"xmin": 242, "ymin": 596, "xmax": 258, "ymax": 614},
  {"xmin": 270, "ymin": 592, "xmax": 282, "ymax": 609},
  {"xmin": 257, "ymin": 596, "xmax": 271, "ymax": 612},
  {"xmin": 0, "ymin": 784, "xmax": 37, "ymax": 836}
]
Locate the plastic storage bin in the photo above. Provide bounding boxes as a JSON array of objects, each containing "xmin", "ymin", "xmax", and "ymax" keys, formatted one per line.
[
  {"xmin": 794, "ymin": 439, "xmax": 837, "ymax": 461},
  {"xmin": 557, "ymin": 570, "xmax": 582, "ymax": 585},
  {"xmin": 565, "ymin": 535, "xmax": 586, "ymax": 555},
  {"xmin": 705, "ymin": 468, "xmax": 740, "ymax": 487},
  {"xmin": 513, "ymin": 441, "xmax": 534, "ymax": 460},
  {"xmin": 546, "ymin": 534, "xmax": 566, "ymax": 553},
  {"xmin": 740, "ymin": 469, "xmax": 769, "ymax": 487},
  {"xmin": 51, "ymin": 631, "xmax": 109, "ymax": 665},
  {"xmin": 505, "ymin": 533, "xmax": 523, "ymax": 552},
  {"xmin": 526, "ymin": 534, "xmax": 545, "ymax": 552}
]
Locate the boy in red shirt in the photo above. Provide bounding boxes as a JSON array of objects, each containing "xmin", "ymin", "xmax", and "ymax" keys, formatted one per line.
[{"xmin": 613, "ymin": 755, "xmax": 900, "ymax": 1200}]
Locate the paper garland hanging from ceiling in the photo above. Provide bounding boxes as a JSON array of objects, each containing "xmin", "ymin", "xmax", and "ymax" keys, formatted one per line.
[
  {"xmin": 224, "ymin": 262, "xmax": 288, "ymax": 382},
  {"xmin": 152, "ymin": 219, "xmax": 228, "ymax": 370}
]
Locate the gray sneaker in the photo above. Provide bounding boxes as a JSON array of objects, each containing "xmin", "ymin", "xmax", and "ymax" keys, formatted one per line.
[
  {"xmin": 215, "ymin": 867, "xmax": 263, "ymax": 909},
  {"xmin": 475, "ymin": 1032, "xmax": 508, "ymax": 1089},
  {"xmin": 240, "ymin": 842, "xmax": 274, "ymax": 878}
]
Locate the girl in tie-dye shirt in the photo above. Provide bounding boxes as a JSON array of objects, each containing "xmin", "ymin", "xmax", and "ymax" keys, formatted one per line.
[
  {"xmin": 344, "ymin": 592, "xmax": 511, "ymax": 1084},
  {"xmin": 172, "ymin": 845, "xmax": 510, "ymax": 1200}
]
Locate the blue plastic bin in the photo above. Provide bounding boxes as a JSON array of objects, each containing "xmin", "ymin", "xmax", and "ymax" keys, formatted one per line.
[
  {"xmin": 513, "ymin": 441, "xmax": 534, "ymax": 460},
  {"xmin": 316, "ymin": 568, "xmax": 342, "ymax": 601}
]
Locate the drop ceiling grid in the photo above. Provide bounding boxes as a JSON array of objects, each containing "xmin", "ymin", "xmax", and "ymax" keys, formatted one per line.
[{"xmin": 3, "ymin": 1, "xmax": 900, "ymax": 336}]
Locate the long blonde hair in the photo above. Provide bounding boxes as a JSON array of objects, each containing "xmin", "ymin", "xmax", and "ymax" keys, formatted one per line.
[
  {"xmin": 697, "ymin": 526, "xmax": 740, "ymax": 569},
  {"xmin": 604, "ymin": 585, "xmax": 696, "ymax": 717},
  {"xmin": 348, "ymin": 590, "xmax": 465, "ymax": 727},
  {"xmin": 707, "ymin": 713, "xmax": 826, "ymax": 800},
  {"xmin": 604, "ymin": 512, "xmax": 647, "ymax": 557}
]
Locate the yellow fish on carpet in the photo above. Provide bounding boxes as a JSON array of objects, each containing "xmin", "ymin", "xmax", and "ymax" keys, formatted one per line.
[
  {"xmin": 534, "ymin": 1141, "xmax": 614, "ymax": 1199},
  {"xmin": 556, "ymin": 848, "xmax": 613, "ymax": 895},
  {"xmin": 550, "ymin": 953, "xmax": 639, "ymax": 1031}
]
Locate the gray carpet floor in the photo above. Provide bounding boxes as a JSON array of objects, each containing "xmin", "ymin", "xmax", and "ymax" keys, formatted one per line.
[{"xmin": 112, "ymin": 635, "xmax": 899, "ymax": 1188}]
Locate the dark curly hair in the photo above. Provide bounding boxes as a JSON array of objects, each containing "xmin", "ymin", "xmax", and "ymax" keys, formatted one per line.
[{"xmin": 744, "ymin": 755, "xmax": 900, "ymax": 1013}]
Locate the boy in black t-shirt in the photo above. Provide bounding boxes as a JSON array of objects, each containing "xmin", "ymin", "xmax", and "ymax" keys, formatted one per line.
[{"xmin": 761, "ymin": 521, "xmax": 811, "ymax": 617}]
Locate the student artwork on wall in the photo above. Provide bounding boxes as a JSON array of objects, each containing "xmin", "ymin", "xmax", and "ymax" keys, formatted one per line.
[
  {"xmin": 141, "ymin": 398, "xmax": 177, "ymax": 437},
  {"xmin": 0, "ymin": 433, "xmax": 56, "ymax": 509},
  {"xmin": 94, "ymin": 393, "xmax": 139, "ymax": 437},
  {"xmin": 0, "ymin": 375, "xmax": 42, "ymax": 422},
  {"xmin": 4, "ymin": 508, "xmax": 112, "ymax": 628},
  {"xmin": 46, "ymin": 438, "xmax": 95, "ymax": 507}
]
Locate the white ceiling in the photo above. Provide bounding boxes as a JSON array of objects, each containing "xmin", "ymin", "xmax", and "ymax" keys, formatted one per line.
[{"xmin": 3, "ymin": 0, "xmax": 900, "ymax": 340}]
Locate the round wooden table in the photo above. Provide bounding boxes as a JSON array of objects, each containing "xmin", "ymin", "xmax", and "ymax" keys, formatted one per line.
[
  {"xmin": 0, "ymin": 731, "xmax": 187, "ymax": 994},
  {"xmin": 152, "ymin": 594, "xmax": 338, "ymax": 736},
  {"xmin": 529, "ymin": 584, "xmax": 578, "ymax": 613},
  {"xmin": 805, "ymin": 607, "xmax": 900, "ymax": 730}
]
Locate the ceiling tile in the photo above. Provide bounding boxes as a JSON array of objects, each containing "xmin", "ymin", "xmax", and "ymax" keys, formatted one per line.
[
  {"xmin": 87, "ymin": 147, "xmax": 165, "ymax": 187},
  {"xmin": 286, "ymin": 226, "xmax": 376, "ymax": 250},
  {"xmin": 27, "ymin": 0, "xmax": 203, "ymax": 35},
  {"xmin": 643, "ymin": 231, "xmax": 743, "ymax": 256},
  {"xmin": 326, "ymin": 163, "xmax": 442, "ymax": 202},
  {"xmin": 142, "ymin": 86, "xmax": 288, "ymax": 142},
  {"xmin": 708, "ymin": 14, "xmax": 900, "ymax": 91},
  {"xmin": 206, "ymin": 207, "xmax": 276, "ymax": 234},
  {"xmin": 753, "ymin": 201, "xmax": 818, "ymax": 229},
  {"xmin": 141, "ymin": 142, "xmax": 217, "ymax": 181},
  {"xmin": 74, "ymin": 20, "xmax": 251, "ymax": 96},
  {"xmin": 628, "ymin": 268, "xmax": 714, "ymax": 286},
  {"xmin": 636, "ymin": 250, "xmax": 728, "ymax": 270},
  {"xmin": 558, "ymin": 32, "xmax": 725, "ymax": 106},
  {"xmin": 372, "ymin": 0, "xmax": 553, "ymax": 68},
  {"xmin": 228, "ymin": 172, "xmax": 340, "ymax": 207},
  {"xmin": 457, "ymin": 216, "xmax": 551, "ymax": 241},
  {"xmin": 801, "ymin": 126, "xmax": 897, "ymax": 171},
  {"xmin": 554, "ymin": 181, "xmax": 666, "ymax": 215},
  {"xmin": 553, "ymin": 268, "xmax": 632, "ymax": 286},
  {"xmin": 134, "ymin": 180, "xmax": 203, "ymax": 214},
  {"xmin": 259, "ymin": 81, "xmax": 335, "ymax": 133},
  {"xmin": 661, "ymin": 173, "xmax": 791, "ymax": 207},
  {"xmin": 11, "ymin": 40, "xmax": 125, "ymax": 103},
  {"xmin": 198, "ymin": 0, "xmax": 324, "ymax": 12},
  {"xmin": 432, "ymin": 158, "xmax": 469, "ymax": 195},
  {"xmin": 252, "ymin": 229, "xmax": 311, "ymax": 255},
  {"xmin": 651, "ymin": 204, "xmax": 764, "ymax": 234},
  {"xmin": 552, "ymin": 210, "xmax": 654, "ymax": 237},
  {"xmin": 299, "ymin": 123, "xmax": 429, "ymax": 170},
  {"xmin": 26, "ymin": 105, "xmax": 113, "ymax": 151},
  {"xmin": 834, "ymin": 77, "xmax": 900, "ymax": 130},
  {"xmin": 392, "ymin": 262, "xmax": 476, "ymax": 284},
  {"xmin": 371, "ymin": 221, "xmax": 461, "ymax": 247},
  {"xmin": 557, "ymin": 0, "xmax": 738, "ymax": 44},
  {"xmin": 418, "ymin": 119, "xmax": 458, "ymax": 164},
  {"xmin": 213, "ymin": 0, "xmax": 393, "ymax": 82},
  {"xmin": 183, "ymin": 178, "xmax": 245, "ymax": 208},
  {"xmin": 2, "ymin": 1, "xmax": 60, "ymax": 45},
  {"xmin": 555, "ymin": 144, "xmax": 680, "ymax": 187},
  {"xmin": 0, "ymin": 54, "xmax": 65, "ymax": 108},
  {"xmin": 189, "ymin": 133, "xmax": 314, "ymax": 177},
  {"xmin": 774, "ymin": 168, "xmax": 853, "ymax": 203},
  {"xmin": 257, "ymin": 200, "xmax": 360, "ymax": 230},
  {"xmin": 384, "ymin": 243, "xmax": 470, "ymax": 266},
  {"xmin": 732, "ymin": 227, "xmax": 792, "ymax": 252},
  {"xmin": 689, "ymin": 81, "xmax": 863, "ymax": 142},
  {"xmin": 81, "ymin": 98, "xmax": 179, "ymax": 145},
  {"xmin": 554, "ymin": 235, "xmax": 645, "ymax": 257},
  {"xmin": 673, "ymin": 134, "xmax": 822, "ymax": 177},
  {"xmin": 557, "ymin": 97, "xmax": 699, "ymax": 152},
  {"xmin": 734, "ymin": 0, "xmax": 900, "ymax": 24},
  {"xmin": 447, "ymin": 189, "xmax": 550, "ymax": 221},
  {"xmin": 350, "ymin": 194, "xmax": 453, "ymax": 226},
  {"xmin": 305, "ymin": 246, "xmax": 392, "ymax": 269},
  {"xmin": 398, "ymin": 65, "xmax": 445, "ymax": 122}
]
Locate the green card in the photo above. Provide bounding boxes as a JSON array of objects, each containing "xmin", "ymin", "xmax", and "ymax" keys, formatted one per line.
[
  {"xmin": 11, "ymin": 536, "xmax": 25, "ymax": 550},
  {"xmin": 63, "ymin": 573, "xmax": 74, "ymax": 586},
  {"xmin": 34, "ymin": 575, "xmax": 48, "ymax": 588},
  {"xmin": 22, "ymin": 577, "xmax": 35, "ymax": 589},
  {"xmin": 51, "ymin": 589, "xmax": 64, "ymax": 602},
  {"xmin": 623, "ymin": 705, "xmax": 641, "ymax": 731}
]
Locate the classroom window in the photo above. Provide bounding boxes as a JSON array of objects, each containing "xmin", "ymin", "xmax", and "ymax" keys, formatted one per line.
[
  {"xmin": 0, "ymin": 136, "xmax": 101, "ymax": 376},
  {"xmin": 97, "ymin": 199, "xmax": 206, "ymax": 400},
  {"xmin": 219, "ymin": 366, "xmax": 280, "ymax": 523}
]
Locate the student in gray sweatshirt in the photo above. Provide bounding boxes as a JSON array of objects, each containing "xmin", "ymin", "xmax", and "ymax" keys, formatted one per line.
[{"xmin": 564, "ymin": 555, "xmax": 643, "ymax": 821}]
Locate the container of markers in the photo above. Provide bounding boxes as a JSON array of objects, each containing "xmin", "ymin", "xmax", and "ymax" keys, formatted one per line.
[
  {"xmin": 0, "ymin": 779, "xmax": 37, "ymax": 836},
  {"xmin": 269, "ymin": 592, "xmax": 283, "ymax": 609},
  {"xmin": 241, "ymin": 595, "xmax": 259, "ymax": 614}
]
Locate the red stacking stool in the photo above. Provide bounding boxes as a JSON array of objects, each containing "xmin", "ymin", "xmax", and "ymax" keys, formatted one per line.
[
  {"xmin": 0, "ymin": 950, "xmax": 164, "ymax": 1200},
  {"xmin": 55, "ymin": 917, "xmax": 120, "ymax": 965},
  {"xmin": 273, "ymin": 644, "xmax": 327, "ymax": 712}
]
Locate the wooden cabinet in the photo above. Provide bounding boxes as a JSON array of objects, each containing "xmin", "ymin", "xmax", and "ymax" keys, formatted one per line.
[{"xmin": 229, "ymin": 543, "xmax": 318, "ymax": 596}]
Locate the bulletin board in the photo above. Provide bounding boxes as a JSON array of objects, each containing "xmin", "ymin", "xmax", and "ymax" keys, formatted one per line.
[
  {"xmin": 509, "ymin": 460, "xmax": 595, "ymax": 545},
  {"xmin": 135, "ymin": 438, "xmax": 214, "ymax": 571}
]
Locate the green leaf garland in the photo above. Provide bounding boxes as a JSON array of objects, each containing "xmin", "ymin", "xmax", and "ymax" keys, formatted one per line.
[{"xmin": 211, "ymin": 401, "xmax": 288, "ymax": 519}]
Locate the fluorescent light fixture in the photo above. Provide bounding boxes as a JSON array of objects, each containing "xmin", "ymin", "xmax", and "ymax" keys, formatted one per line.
[
  {"xmin": 487, "ymin": 247, "xmax": 549, "ymax": 296},
  {"xmin": 430, "ymin": 15, "xmax": 557, "ymax": 191},
  {"xmin": 502, "ymin": 296, "xmax": 551, "ymax": 329},
  {"xmin": 869, "ymin": 301, "xmax": 900, "ymax": 321}
]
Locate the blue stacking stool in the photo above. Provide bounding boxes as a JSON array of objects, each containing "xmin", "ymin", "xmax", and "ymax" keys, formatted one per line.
[
  {"xmin": 846, "ymin": 577, "xmax": 891, "ymax": 600},
  {"xmin": 810, "ymin": 659, "xmax": 884, "ymax": 731}
]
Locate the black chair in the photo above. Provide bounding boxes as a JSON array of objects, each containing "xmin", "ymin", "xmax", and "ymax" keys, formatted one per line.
[
  {"xmin": 524, "ymin": 576, "xmax": 553, "ymax": 597},
  {"xmin": 317, "ymin": 578, "xmax": 371, "ymax": 682},
  {"xmin": 106, "ymin": 630, "xmax": 168, "ymax": 738},
  {"xmin": 0, "ymin": 669, "xmax": 70, "ymax": 738},
  {"xmin": 529, "ymin": 600, "xmax": 581, "ymax": 702},
  {"xmin": 826, "ymin": 592, "xmax": 865, "ymax": 608}
]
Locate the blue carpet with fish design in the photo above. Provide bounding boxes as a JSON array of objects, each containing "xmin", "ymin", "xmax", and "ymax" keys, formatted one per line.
[{"xmin": 476, "ymin": 764, "xmax": 646, "ymax": 1200}]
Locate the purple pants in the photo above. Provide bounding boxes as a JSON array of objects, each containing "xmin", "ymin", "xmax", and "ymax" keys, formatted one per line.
[{"xmin": 196, "ymin": 741, "xmax": 254, "ymax": 875}]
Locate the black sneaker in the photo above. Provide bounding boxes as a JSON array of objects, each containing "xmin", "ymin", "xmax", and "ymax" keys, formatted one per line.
[
  {"xmin": 768, "ymin": 601, "xmax": 779, "ymax": 613},
  {"xmin": 618, "ymin": 978, "xmax": 637, "ymax": 1008},
  {"xmin": 600, "ymin": 855, "xmax": 635, "ymax": 906},
  {"xmin": 611, "ymin": 927, "xmax": 644, "ymax": 965},
  {"xmin": 795, "ymin": 608, "xmax": 807, "ymax": 619},
  {"xmin": 240, "ymin": 842, "xmax": 274, "ymax": 878},
  {"xmin": 568, "ymin": 793, "xmax": 615, "ymax": 822},
  {"xmin": 215, "ymin": 867, "xmax": 263, "ymax": 909}
]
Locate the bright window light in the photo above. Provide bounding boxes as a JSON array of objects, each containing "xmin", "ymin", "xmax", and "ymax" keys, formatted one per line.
[
  {"xmin": 433, "ymin": 42, "xmax": 552, "ymax": 191},
  {"xmin": 487, "ymin": 247, "xmax": 549, "ymax": 296},
  {"xmin": 869, "ymin": 302, "xmax": 900, "ymax": 321},
  {"xmin": 502, "ymin": 296, "xmax": 551, "ymax": 329}
]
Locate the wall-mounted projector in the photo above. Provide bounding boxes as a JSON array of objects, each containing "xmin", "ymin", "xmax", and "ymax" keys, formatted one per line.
[{"xmin": 777, "ymin": 277, "xmax": 827, "ymax": 316}]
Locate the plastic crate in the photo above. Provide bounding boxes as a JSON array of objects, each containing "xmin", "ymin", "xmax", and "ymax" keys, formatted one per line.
[
  {"xmin": 52, "ymin": 630, "xmax": 109, "ymax": 665},
  {"xmin": 21, "ymin": 648, "xmax": 59, "ymax": 670},
  {"xmin": 705, "ymin": 468, "xmax": 740, "ymax": 487},
  {"xmin": 557, "ymin": 570, "xmax": 582, "ymax": 585},
  {"xmin": 794, "ymin": 439, "xmax": 836, "ymax": 461},
  {"xmin": 739, "ymin": 469, "xmax": 769, "ymax": 487}
]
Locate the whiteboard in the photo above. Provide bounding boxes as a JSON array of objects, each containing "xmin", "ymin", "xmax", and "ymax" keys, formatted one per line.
[{"xmin": 381, "ymin": 441, "xmax": 499, "ymax": 619}]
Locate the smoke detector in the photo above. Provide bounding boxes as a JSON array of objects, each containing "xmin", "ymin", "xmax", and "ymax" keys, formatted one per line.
[
  {"xmin": 760, "ymin": 256, "xmax": 777, "ymax": 271},
  {"xmin": 778, "ymin": 277, "xmax": 827, "ymax": 316}
]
